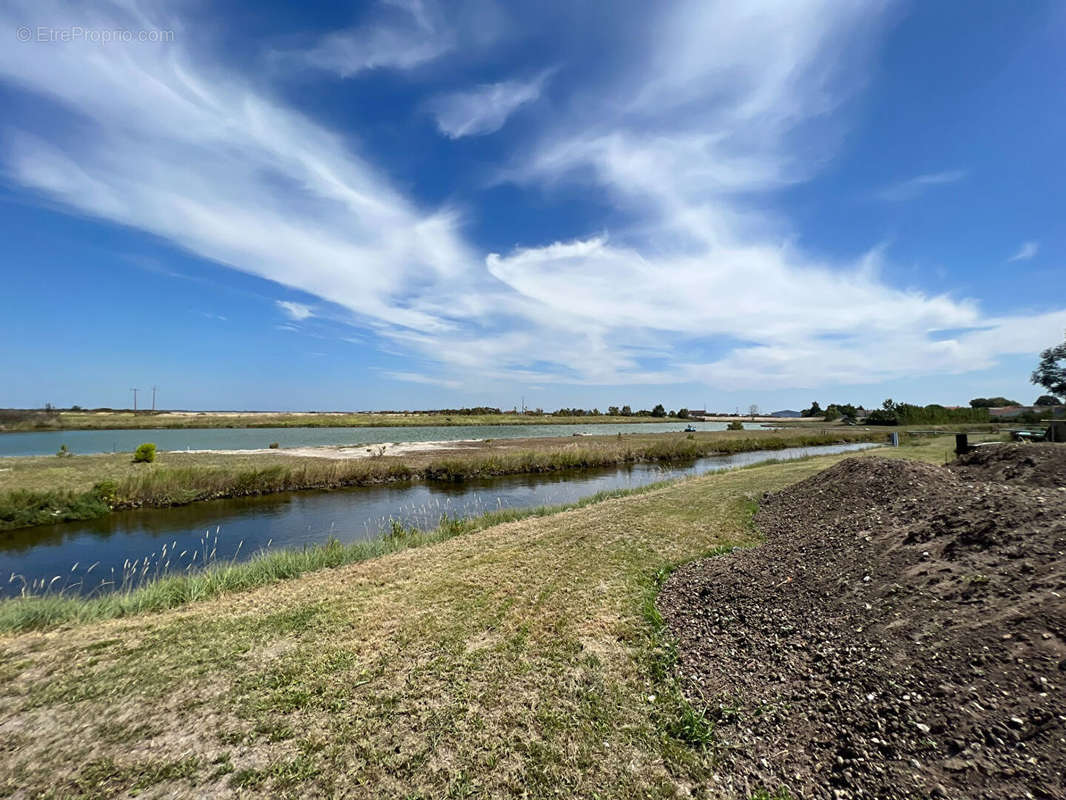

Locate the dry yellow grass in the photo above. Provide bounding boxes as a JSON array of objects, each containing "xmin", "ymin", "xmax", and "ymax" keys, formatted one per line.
[{"xmin": 0, "ymin": 440, "xmax": 950, "ymax": 798}]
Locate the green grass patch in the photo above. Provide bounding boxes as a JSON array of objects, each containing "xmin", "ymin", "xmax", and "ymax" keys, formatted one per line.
[
  {"xmin": 42, "ymin": 756, "xmax": 201, "ymax": 800},
  {"xmin": 0, "ymin": 486, "xmax": 112, "ymax": 530}
]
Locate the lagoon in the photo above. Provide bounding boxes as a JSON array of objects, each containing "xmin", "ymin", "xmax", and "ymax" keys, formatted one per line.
[{"xmin": 0, "ymin": 420, "xmax": 769, "ymax": 457}]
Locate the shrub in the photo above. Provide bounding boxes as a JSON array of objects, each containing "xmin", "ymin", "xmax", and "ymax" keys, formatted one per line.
[
  {"xmin": 91, "ymin": 480, "xmax": 119, "ymax": 506},
  {"xmin": 56, "ymin": 444, "xmax": 71, "ymax": 458},
  {"xmin": 133, "ymin": 443, "xmax": 157, "ymax": 463},
  {"xmin": 268, "ymin": 442, "xmax": 280, "ymax": 449},
  {"xmin": 727, "ymin": 420, "xmax": 744, "ymax": 431}
]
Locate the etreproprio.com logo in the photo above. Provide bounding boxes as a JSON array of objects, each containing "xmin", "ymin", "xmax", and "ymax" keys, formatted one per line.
[{"xmin": 16, "ymin": 25, "xmax": 174, "ymax": 43}]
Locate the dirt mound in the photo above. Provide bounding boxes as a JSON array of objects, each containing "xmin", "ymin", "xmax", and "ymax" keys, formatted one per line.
[
  {"xmin": 658, "ymin": 455, "xmax": 1066, "ymax": 800},
  {"xmin": 952, "ymin": 443, "xmax": 1066, "ymax": 489}
]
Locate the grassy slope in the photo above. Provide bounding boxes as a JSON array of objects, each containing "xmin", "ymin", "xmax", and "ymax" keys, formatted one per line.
[
  {"xmin": 0, "ymin": 439, "xmax": 949, "ymax": 798},
  {"xmin": 0, "ymin": 429, "xmax": 881, "ymax": 530}
]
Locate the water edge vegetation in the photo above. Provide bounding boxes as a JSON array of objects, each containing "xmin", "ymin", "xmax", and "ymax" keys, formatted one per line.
[{"xmin": 0, "ymin": 430, "xmax": 884, "ymax": 532}]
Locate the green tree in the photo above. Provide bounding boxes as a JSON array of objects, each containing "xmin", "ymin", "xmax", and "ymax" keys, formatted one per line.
[
  {"xmin": 651, "ymin": 403, "xmax": 666, "ymax": 418},
  {"xmin": 801, "ymin": 401, "xmax": 822, "ymax": 418},
  {"xmin": 1035, "ymin": 394, "xmax": 1063, "ymax": 406},
  {"xmin": 970, "ymin": 396, "xmax": 1020, "ymax": 408},
  {"xmin": 677, "ymin": 408, "xmax": 689, "ymax": 419},
  {"xmin": 620, "ymin": 405, "xmax": 632, "ymax": 416},
  {"xmin": 133, "ymin": 442, "xmax": 157, "ymax": 463},
  {"xmin": 822, "ymin": 403, "xmax": 859, "ymax": 422},
  {"xmin": 1032, "ymin": 338, "xmax": 1066, "ymax": 399}
]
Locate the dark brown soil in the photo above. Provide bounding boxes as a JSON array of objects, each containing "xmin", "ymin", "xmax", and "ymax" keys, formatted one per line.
[
  {"xmin": 953, "ymin": 443, "xmax": 1066, "ymax": 489},
  {"xmin": 658, "ymin": 447, "xmax": 1066, "ymax": 800}
]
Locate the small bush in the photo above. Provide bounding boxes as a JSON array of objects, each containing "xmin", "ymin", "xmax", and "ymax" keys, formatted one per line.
[
  {"xmin": 133, "ymin": 443, "xmax": 157, "ymax": 463},
  {"xmin": 268, "ymin": 442, "xmax": 280, "ymax": 449},
  {"xmin": 56, "ymin": 444, "xmax": 72, "ymax": 458},
  {"xmin": 727, "ymin": 420, "xmax": 744, "ymax": 431},
  {"xmin": 91, "ymin": 480, "xmax": 119, "ymax": 506}
]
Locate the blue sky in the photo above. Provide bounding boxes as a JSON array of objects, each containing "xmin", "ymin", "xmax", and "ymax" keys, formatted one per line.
[{"xmin": 1, "ymin": 0, "xmax": 1063, "ymax": 412}]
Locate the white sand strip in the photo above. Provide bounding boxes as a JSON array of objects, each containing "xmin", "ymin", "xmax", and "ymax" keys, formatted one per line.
[{"xmin": 171, "ymin": 439, "xmax": 483, "ymax": 459}]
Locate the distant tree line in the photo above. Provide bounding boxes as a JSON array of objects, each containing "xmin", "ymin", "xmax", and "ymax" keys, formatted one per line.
[
  {"xmin": 968, "ymin": 397, "xmax": 1020, "ymax": 408},
  {"xmin": 865, "ymin": 399, "xmax": 989, "ymax": 426},
  {"xmin": 417, "ymin": 405, "xmax": 690, "ymax": 418},
  {"xmin": 421, "ymin": 407, "xmax": 505, "ymax": 415},
  {"xmin": 801, "ymin": 401, "xmax": 864, "ymax": 422},
  {"xmin": 551, "ymin": 404, "xmax": 681, "ymax": 418},
  {"xmin": 798, "ymin": 399, "xmax": 989, "ymax": 425}
]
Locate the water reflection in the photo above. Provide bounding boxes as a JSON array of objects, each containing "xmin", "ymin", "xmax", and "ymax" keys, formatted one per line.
[{"xmin": 0, "ymin": 442, "xmax": 875, "ymax": 596}]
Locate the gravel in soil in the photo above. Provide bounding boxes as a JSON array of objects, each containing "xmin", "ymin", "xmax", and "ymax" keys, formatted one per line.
[{"xmin": 658, "ymin": 445, "xmax": 1066, "ymax": 800}]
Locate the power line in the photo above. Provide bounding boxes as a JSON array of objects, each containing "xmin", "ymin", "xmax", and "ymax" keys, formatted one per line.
[
  {"xmin": 151, "ymin": 386, "xmax": 158, "ymax": 411},
  {"xmin": 130, "ymin": 388, "xmax": 139, "ymax": 412}
]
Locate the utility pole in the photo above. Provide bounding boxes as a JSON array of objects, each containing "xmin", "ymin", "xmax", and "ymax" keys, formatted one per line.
[
  {"xmin": 151, "ymin": 386, "xmax": 158, "ymax": 411},
  {"xmin": 130, "ymin": 388, "xmax": 139, "ymax": 412}
]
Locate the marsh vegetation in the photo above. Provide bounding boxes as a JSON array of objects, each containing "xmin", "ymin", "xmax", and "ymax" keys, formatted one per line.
[{"xmin": 0, "ymin": 430, "xmax": 880, "ymax": 531}]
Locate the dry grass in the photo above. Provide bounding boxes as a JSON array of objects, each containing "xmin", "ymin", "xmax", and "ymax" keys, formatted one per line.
[{"xmin": 0, "ymin": 439, "xmax": 950, "ymax": 798}]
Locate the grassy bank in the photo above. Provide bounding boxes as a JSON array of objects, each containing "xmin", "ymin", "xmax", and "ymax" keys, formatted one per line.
[
  {"xmin": 0, "ymin": 483, "xmax": 681, "ymax": 634},
  {"xmin": 0, "ymin": 439, "xmax": 949, "ymax": 798},
  {"xmin": 0, "ymin": 430, "xmax": 881, "ymax": 531},
  {"xmin": 0, "ymin": 409, "xmax": 743, "ymax": 432}
]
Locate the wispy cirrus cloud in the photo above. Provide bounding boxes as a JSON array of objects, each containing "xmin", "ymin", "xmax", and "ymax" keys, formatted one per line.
[
  {"xmin": 297, "ymin": 0, "xmax": 506, "ymax": 77},
  {"xmin": 301, "ymin": 0, "xmax": 452, "ymax": 76},
  {"xmin": 427, "ymin": 69, "xmax": 553, "ymax": 138},
  {"xmin": 276, "ymin": 301, "xmax": 315, "ymax": 321},
  {"xmin": 1, "ymin": 0, "xmax": 1063, "ymax": 396},
  {"xmin": 875, "ymin": 169, "xmax": 967, "ymax": 202},
  {"xmin": 1007, "ymin": 240, "xmax": 1039, "ymax": 262},
  {"xmin": 385, "ymin": 371, "xmax": 463, "ymax": 389},
  {"xmin": 0, "ymin": 0, "xmax": 474, "ymax": 337}
]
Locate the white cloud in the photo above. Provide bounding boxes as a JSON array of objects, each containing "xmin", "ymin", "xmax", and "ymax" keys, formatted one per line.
[
  {"xmin": 428, "ymin": 70, "xmax": 552, "ymax": 138},
  {"xmin": 385, "ymin": 371, "xmax": 463, "ymax": 389},
  {"xmin": 875, "ymin": 169, "xmax": 967, "ymax": 202},
  {"xmin": 297, "ymin": 0, "xmax": 506, "ymax": 77},
  {"xmin": 1007, "ymin": 240, "xmax": 1039, "ymax": 262},
  {"xmin": 276, "ymin": 301, "xmax": 314, "ymax": 321},
  {"xmin": 1, "ymin": 0, "xmax": 1061, "ymax": 395},
  {"xmin": 302, "ymin": 0, "xmax": 453, "ymax": 76},
  {"xmin": 0, "ymin": 0, "xmax": 474, "ymax": 337}
]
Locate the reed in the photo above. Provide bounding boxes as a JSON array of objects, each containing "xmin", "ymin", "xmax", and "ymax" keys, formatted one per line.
[{"xmin": 0, "ymin": 431, "xmax": 879, "ymax": 531}]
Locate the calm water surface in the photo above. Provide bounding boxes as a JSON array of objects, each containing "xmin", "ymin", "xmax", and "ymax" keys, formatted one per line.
[
  {"xmin": 0, "ymin": 442, "xmax": 876, "ymax": 597},
  {"xmin": 0, "ymin": 421, "xmax": 767, "ymax": 457}
]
